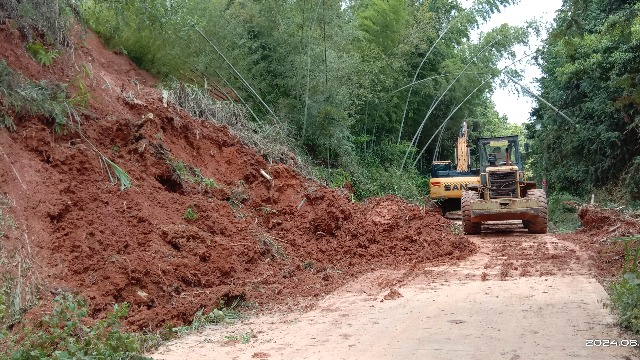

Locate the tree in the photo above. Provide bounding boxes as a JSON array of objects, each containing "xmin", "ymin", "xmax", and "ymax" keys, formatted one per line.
[{"xmin": 531, "ymin": 0, "xmax": 640, "ymax": 200}]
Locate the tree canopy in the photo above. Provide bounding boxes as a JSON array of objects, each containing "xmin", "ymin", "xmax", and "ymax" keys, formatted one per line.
[{"xmin": 530, "ymin": 0, "xmax": 640, "ymax": 201}]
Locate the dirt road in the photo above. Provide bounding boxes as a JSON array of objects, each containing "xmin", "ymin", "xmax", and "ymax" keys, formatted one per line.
[{"xmin": 150, "ymin": 228, "xmax": 639, "ymax": 359}]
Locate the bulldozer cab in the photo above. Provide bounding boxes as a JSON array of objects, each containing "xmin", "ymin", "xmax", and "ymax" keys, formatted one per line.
[{"xmin": 477, "ymin": 136, "xmax": 522, "ymax": 172}]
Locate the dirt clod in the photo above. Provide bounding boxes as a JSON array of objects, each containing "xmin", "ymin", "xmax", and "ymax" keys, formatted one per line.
[{"xmin": 382, "ymin": 288, "xmax": 403, "ymax": 301}]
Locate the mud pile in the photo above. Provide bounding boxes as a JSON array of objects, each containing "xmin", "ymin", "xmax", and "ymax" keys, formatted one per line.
[
  {"xmin": 578, "ymin": 205, "xmax": 640, "ymax": 235},
  {"xmin": 0, "ymin": 25, "xmax": 474, "ymax": 330},
  {"xmin": 559, "ymin": 205, "xmax": 640, "ymax": 279}
]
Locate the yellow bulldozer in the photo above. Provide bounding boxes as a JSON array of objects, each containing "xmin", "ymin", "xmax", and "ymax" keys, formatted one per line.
[{"xmin": 461, "ymin": 136, "xmax": 547, "ymax": 234}]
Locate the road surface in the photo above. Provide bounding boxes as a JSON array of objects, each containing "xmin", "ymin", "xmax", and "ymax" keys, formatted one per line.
[{"xmin": 150, "ymin": 228, "xmax": 638, "ymax": 360}]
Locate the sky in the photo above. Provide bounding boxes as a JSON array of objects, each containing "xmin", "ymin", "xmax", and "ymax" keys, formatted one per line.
[{"xmin": 473, "ymin": 0, "xmax": 564, "ymax": 124}]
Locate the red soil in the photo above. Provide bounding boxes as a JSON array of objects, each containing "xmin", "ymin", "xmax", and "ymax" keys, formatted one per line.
[
  {"xmin": 560, "ymin": 205, "xmax": 640, "ymax": 280},
  {"xmin": 0, "ymin": 25, "xmax": 475, "ymax": 330}
]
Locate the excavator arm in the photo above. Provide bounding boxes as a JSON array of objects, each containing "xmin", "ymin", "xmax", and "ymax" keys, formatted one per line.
[{"xmin": 456, "ymin": 121, "xmax": 469, "ymax": 172}]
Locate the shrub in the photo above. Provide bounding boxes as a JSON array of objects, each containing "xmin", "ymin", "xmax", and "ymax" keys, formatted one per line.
[
  {"xmin": 547, "ymin": 191, "xmax": 583, "ymax": 233},
  {"xmin": 610, "ymin": 237, "xmax": 640, "ymax": 334},
  {"xmin": 1, "ymin": 293, "xmax": 150, "ymax": 359},
  {"xmin": 0, "ymin": 0, "xmax": 74, "ymax": 47}
]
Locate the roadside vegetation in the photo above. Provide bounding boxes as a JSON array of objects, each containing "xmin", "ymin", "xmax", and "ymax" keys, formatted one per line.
[
  {"xmin": 530, "ymin": 0, "xmax": 640, "ymax": 204},
  {"xmin": 610, "ymin": 235, "xmax": 640, "ymax": 334},
  {"xmin": 547, "ymin": 192, "xmax": 582, "ymax": 233}
]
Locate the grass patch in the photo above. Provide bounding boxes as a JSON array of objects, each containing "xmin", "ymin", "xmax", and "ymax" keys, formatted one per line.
[
  {"xmin": 257, "ymin": 234, "xmax": 287, "ymax": 260},
  {"xmin": 171, "ymin": 305, "xmax": 244, "ymax": 337},
  {"xmin": 1, "ymin": 114, "xmax": 16, "ymax": 132},
  {"xmin": 166, "ymin": 157, "xmax": 218, "ymax": 189},
  {"xmin": 183, "ymin": 205, "xmax": 198, "ymax": 221},
  {"xmin": 224, "ymin": 331, "xmax": 253, "ymax": 344},
  {"xmin": 548, "ymin": 191, "xmax": 583, "ymax": 233},
  {"xmin": 228, "ymin": 181, "xmax": 249, "ymax": 210}
]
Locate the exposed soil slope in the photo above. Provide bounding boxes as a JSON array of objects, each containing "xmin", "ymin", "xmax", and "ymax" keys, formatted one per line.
[{"xmin": 0, "ymin": 25, "xmax": 474, "ymax": 330}]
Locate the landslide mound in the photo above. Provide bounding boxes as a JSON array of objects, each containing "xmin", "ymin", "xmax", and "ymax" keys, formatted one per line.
[
  {"xmin": 578, "ymin": 205, "xmax": 640, "ymax": 235},
  {"xmin": 559, "ymin": 205, "xmax": 640, "ymax": 279},
  {"xmin": 0, "ymin": 24, "xmax": 474, "ymax": 330}
]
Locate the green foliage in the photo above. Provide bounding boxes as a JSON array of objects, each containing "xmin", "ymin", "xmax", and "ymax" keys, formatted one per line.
[
  {"xmin": 0, "ymin": 60, "xmax": 75, "ymax": 133},
  {"xmin": 25, "ymin": 42, "xmax": 60, "ymax": 67},
  {"xmin": 201, "ymin": 178, "xmax": 218, "ymax": 189},
  {"xmin": 356, "ymin": 0, "xmax": 408, "ymax": 53},
  {"xmin": 547, "ymin": 192, "xmax": 583, "ymax": 233},
  {"xmin": 68, "ymin": 65, "xmax": 92, "ymax": 108},
  {"xmin": 183, "ymin": 205, "xmax": 198, "ymax": 221},
  {"xmin": 1, "ymin": 114, "xmax": 16, "ymax": 132},
  {"xmin": 167, "ymin": 159, "xmax": 217, "ymax": 189},
  {"xmin": 1, "ymin": 293, "xmax": 150, "ymax": 359},
  {"xmin": 224, "ymin": 332, "xmax": 252, "ymax": 344},
  {"xmin": 0, "ymin": 0, "xmax": 74, "ymax": 47},
  {"xmin": 610, "ymin": 278, "xmax": 640, "ymax": 334},
  {"xmin": 624, "ymin": 157, "xmax": 640, "ymax": 201},
  {"xmin": 610, "ymin": 236, "xmax": 640, "ymax": 334},
  {"xmin": 531, "ymin": 1, "xmax": 640, "ymax": 201}
]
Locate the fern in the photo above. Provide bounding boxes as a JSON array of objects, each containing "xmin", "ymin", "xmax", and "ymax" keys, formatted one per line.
[{"xmin": 25, "ymin": 41, "xmax": 60, "ymax": 67}]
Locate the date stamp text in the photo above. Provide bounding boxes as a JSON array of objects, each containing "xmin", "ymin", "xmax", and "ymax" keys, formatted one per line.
[{"xmin": 586, "ymin": 339, "xmax": 639, "ymax": 347}]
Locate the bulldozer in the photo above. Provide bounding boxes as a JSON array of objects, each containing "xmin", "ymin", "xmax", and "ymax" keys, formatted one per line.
[{"xmin": 461, "ymin": 135, "xmax": 547, "ymax": 234}]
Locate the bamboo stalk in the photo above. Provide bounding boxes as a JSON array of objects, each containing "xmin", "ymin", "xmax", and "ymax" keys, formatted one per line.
[
  {"xmin": 401, "ymin": 38, "xmax": 500, "ymax": 169},
  {"xmin": 195, "ymin": 27, "xmax": 278, "ymax": 121},
  {"xmin": 397, "ymin": 22, "xmax": 454, "ymax": 144}
]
